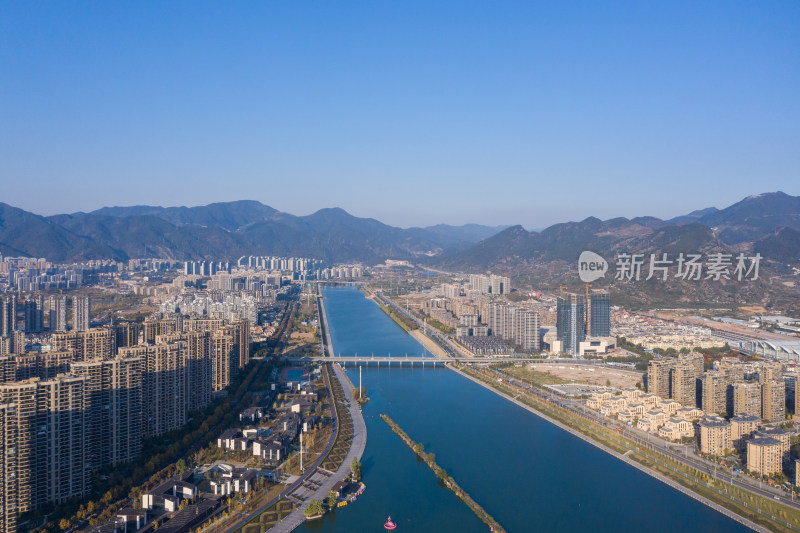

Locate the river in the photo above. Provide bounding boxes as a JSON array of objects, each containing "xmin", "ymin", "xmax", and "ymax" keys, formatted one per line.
[{"xmin": 300, "ymin": 286, "xmax": 750, "ymax": 533}]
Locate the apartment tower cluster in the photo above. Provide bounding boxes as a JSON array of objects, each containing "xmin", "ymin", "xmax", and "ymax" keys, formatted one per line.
[{"xmin": 0, "ymin": 313, "xmax": 250, "ymax": 532}]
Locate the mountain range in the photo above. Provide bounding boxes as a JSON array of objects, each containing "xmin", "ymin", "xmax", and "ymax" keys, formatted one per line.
[
  {"xmin": 440, "ymin": 191, "xmax": 800, "ymax": 271},
  {"xmin": 0, "ymin": 192, "xmax": 799, "ymax": 270},
  {"xmin": 0, "ymin": 201, "xmax": 506, "ymax": 263}
]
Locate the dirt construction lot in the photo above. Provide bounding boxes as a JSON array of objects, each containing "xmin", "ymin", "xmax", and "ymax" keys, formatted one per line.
[{"xmin": 528, "ymin": 363, "xmax": 643, "ymax": 389}]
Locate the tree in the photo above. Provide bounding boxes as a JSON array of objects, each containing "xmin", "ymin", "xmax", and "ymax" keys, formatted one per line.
[
  {"xmin": 350, "ymin": 457, "xmax": 362, "ymax": 481},
  {"xmin": 176, "ymin": 458, "xmax": 187, "ymax": 474},
  {"xmin": 59, "ymin": 519, "xmax": 70, "ymax": 530},
  {"xmin": 327, "ymin": 489, "xmax": 337, "ymax": 509},
  {"xmin": 305, "ymin": 499, "xmax": 325, "ymax": 517},
  {"xmin": 605, "ymin": 379, "xmax": 611, "ymax": 387}
]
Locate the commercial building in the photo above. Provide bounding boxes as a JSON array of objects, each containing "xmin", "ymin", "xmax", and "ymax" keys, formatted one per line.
[
  {"xmin": 556, "ymin": 293, "xmax": 585, "ymax": 356},
  {"xmin": 588, "ymin": 290, "xmax": 611, "ymax": 338}
]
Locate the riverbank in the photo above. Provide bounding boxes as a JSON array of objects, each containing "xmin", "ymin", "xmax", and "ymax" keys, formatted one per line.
[
  {"xmin": 228, "ymin": 290, "xmax": 368, "ymax": 533},
  {"xmin": 373, "ymin": 298, "xmax": 418, "ymax": 332},
  {"xmin": 409, "ymin": 330, "xmax": 450, "ymax": 358},
  {"xmin": 380, "ymin": 414, "xmax": 507, "ymax": 533},
  {"xmin": 449, "ymin": 364, "xmax": 779, "ymax": 533}
]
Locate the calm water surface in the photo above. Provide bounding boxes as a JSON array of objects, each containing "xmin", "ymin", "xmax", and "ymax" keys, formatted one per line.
[{"xmin": 300, "ymin": 287, "xmax": 750, "ymax": 533}]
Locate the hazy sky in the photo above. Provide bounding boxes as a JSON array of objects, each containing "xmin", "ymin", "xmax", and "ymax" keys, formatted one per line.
[{"xmin": 1, "ymin": 2, "xmax": 798, "ymax": 228}]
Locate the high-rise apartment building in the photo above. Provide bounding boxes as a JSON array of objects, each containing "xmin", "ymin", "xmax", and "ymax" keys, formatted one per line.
[
  {"xmin": 71, "ymin": 357, "xmax": 143, "ymax": 469},
  {"xmin": 23, "ymin": 295, "xmax": 44, "ymax": 334},
  {"xmin": 556, "ymin": 293, "xmax": 585, "ymax": 356},
  {"xmin": 761, "ymin": 362, "xmax": 784, "ymax": 384},
  {"xmin": 48, "ymin": 295, "xmax": 67, "ymax": 333},
  {"xmin": 0, "ymin": 403, "xmax": 17, "ymax": 533},
  {"xmin": 51, "ymin": 328, "xmax": 115, "ymax": 361},
  {"xmin": 671, "ymin": 363, "xmax": 700, "ymax": 408},
  {"xmin": 73, "ymin": 296, "xmax": 91, "ymax": 332},
  {"xmin": 516, "ymin": 308, "xmax": 540, "ymax": 352},
  {"xmin": 156, "ymin": 330, "xmax": 213, "ymax": 413},
  {"xmin": 0, "ymin": 296, "xmax": 15, "ymax": 338},
  {"xmin": 212, "ymin": 331, "xmax": 233, "ymax": 392},
  {"xmin": 468, "ymin": 274, "xmax": 510, "ymax": 295},
  {"xmin": 9, "ymin": 350, "xmax": 77, "ymax": 382},
  {"xmin": 747, "ymin": 437, "xmax": 782, "ymax": 476},
  {"xmin": 762, "ymin": 380, "xmax": 786, "ymax": 423},
  {"xmin": 701, "ymin": 371, "xmax": 728, "ymax": 416},
  {"xmin": 698, "ymin": 417, "xmax": 732, "ymax": 455},
  {"xmin": 0, "ymin": 380, "xmax": 39, "ymax": 513},
  {"xmin": 732, "ymin": 381, "xmax": 762, "ymax": 418},
  {"xmin": 647, "ymin": 359, "xmax": 672, "ymax": 399},
  {"xmin": 10, "ymin": 331, "xmax": 25, "ymax": 356},
  {"xmin": 730, "ymin": 414, "xmax": 759, "ymax": 451},
  {"xmin": 486, "ymin": 302, "xmax": 540, "ymax": 352},
  {"xmin": 0, "ymin": 376, "xmax": 89, "ymax": 513},
  {"xmin": 184, "ymin": 331, "xmax": 213, "ymax": 412},
  {"xmin": 38, "ymin": 376, "xmax": 88, "ymax": 504},
  {"xmin": 119, "ymin": 342, "xmax": 186, "ymax": 437},
  {"xmin": 114, "ymin": 321, "xmax": 139, "ymax": 350},
  {"xmin": 229, "ymin": 320, "xmax": 250, "ymax": 370}
]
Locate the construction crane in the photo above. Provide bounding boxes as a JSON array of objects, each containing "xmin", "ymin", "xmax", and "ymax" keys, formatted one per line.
[
  {"xmin": 585, "ymin": 283, "xmax": 591, "ymax": 335},
  {"xmin": 539, "ymin": 285, "xmax": 568, "ymax": 297}
]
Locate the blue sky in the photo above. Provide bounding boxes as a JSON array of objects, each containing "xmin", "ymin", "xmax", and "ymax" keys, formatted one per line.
[{"xmin": 1, "ymin": 2, "xmax": 798, "ymax": 228}]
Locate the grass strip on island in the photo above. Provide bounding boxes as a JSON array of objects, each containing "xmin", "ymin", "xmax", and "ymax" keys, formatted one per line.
[
  {"xmin": 374, "ymin": 300, "xmax": 418, "ymax": 332},
  {"xmin": 380, "ymin": 414, "xmax": 507, "ymax": 533}
]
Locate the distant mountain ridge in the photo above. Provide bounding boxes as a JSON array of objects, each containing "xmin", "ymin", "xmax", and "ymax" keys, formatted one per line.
[
  {"xmin": 0, "ymin": 201, "xmax": 507, "ymax": 263},
  {"xmin": 438, "ymin": 191, "xmax": 800, "ymax": 271},
  {"xmin": 88, "ymin": 200, "xmax": 280, "ymax": 231},
  {"xmin": 1, "ymin": 192, "xmax": 799, "ymax": 266}
]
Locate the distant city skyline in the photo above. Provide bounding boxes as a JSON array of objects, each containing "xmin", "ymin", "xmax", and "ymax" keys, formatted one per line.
[{"xmin": 2, "ymin": 2, "xmax": 798, "ymax": 228}]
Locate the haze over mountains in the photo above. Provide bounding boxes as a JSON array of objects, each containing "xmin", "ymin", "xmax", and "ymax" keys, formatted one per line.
[
  {"xmin": 0, "ymin": 201, "xmax": 507, "ymax": 263},
  {"xmin": 0, "ymin": 192, "xmax": 799, "ymax": 267},
  {"xmin": 440, "ymin": 191, "xmax": 800, "ymax": 271}
]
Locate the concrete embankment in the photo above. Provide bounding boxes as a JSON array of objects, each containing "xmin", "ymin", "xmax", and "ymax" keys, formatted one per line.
[
  {"xmin": 409, "ymin": 330, "xmax": 450, "ymax": 358},
  {"xmin": 449, "ymin": 365, "xmax": 769, "ymax": 533}
]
